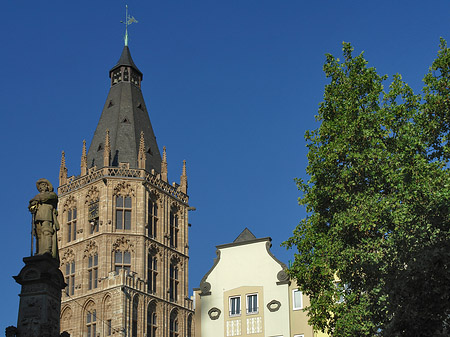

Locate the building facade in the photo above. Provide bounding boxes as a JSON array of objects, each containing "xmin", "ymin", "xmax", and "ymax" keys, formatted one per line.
[
  {"xmin": 57, "ymin": 44, "xmax": 193, "ymax": 337},
  {"xmin": 194, "ymin": 228, "xmax": 326, "ymax": 337}
]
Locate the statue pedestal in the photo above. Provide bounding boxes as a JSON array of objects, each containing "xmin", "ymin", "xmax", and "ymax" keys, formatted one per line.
[{"xmin": 13, "ymin": 254, "xmax": 65, "ymax": 337}]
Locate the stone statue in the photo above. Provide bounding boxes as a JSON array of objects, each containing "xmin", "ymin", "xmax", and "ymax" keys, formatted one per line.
[{"xmin": 28, "ymin": 178, "xmax": 60, "ymax": 261}]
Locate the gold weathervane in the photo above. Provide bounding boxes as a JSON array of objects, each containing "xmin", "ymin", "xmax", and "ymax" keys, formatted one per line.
[{"xmin": 121, "ymin": 5, "xmax": 138, "ymax": 46}]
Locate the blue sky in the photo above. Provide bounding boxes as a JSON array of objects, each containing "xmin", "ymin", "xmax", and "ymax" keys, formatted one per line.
[{"xmin": 1, "ymin": 0, "xmax": 449, "ymax": 328}]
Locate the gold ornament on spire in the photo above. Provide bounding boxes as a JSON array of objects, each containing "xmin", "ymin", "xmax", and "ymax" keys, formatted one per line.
[{"xmin": 121, "ymin": 5, "xmax": 138, "ymax": 46}]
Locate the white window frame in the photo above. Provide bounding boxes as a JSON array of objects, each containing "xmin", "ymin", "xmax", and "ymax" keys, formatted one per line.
[
  {"xmin": 229, "ymin": 296, "xmax": 241, "ymax": 317},
  {"xmin": 246, "ymin": 293, "xmax": 258, "ymax": 314},
  {"xmin": 292, "ymin": 289, "xmax": 303, "ymax": 310}
]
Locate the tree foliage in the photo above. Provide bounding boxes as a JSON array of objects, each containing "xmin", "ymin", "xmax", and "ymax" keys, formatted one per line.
[{"xmin": 285, "ymin": 39, "xmax": 450, "ymax": 336}]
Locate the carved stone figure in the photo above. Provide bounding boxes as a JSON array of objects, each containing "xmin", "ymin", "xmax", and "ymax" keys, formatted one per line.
[{"xmin": 28, "ymin": 178, "xmax": 60, "ymax": 260}]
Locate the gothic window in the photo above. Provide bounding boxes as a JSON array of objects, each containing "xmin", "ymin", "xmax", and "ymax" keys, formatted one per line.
[
  {"xmin": 115, "ymin": 196, "xmax": 131, "ymax": 230},
  {"xmin": 169, "ymin": 263, "xmax": 179, "ymax": 302},
  {"xmin": 147, "ymin": 301, "xmax": 157, "ymax": 337},
  {"xmin": 114, "ymin": 250, "xmax": 131, "ymax": 273},
  {"xmin": 147, "ymin": 252, "xmax": 157, "ymax": 293},
  {"xmin": 103, "ymin": 295, "xmax": 112, "ymax": 337},
  {"xmin": 169, "ymin": 210, "xmax": 178, "ymax": 248},
  {"xmin": 88, "ymin": 199, "xmax": 99, "ymax": 234},
  {"xmin": 148, "ymin": 198, "xmax": 158, "ymax": 238},
  {"xmin": 88, "ymin": 254, "xmax": 98, "ymax": 290},
  {"xmin": 86, "ymin": 309, "xmax": 97, "ymax": 337},
  {"xmin": 65, "ymin": 260, "xmax": 75, "ymax": 296},
  {"xmin": 169, "ymin": 310, "xmax": 179, "ymax": 337},
  {"xmin": 187, "ymin": 314, "xmax": 193, "ymax": 337},
  {"xmin": 132, "ymin": 295, "xmax": 138, "ymax": 337},
  {"xmin": 67, "ymin": 208, "xmax": 77, "ymax": 242}
]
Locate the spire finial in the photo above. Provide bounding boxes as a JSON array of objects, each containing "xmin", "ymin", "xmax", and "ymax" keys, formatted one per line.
[
  {"xmin": 121, "ymin": 5, "xmax": 138, "ymax": 46},
  {"xmin": 59, "ymin": 151, "xmax": 68, "ymax": 186},
  {"xmin": 138, "ymin": 131, "xmax": 146, "ymax": 169},
  {"xmin": 81, "ymin": 139, "xmax": 87, "ymax": 176},
  {"xmin": 103, "ymin": 129, "xmax": 111, "ymax": 167},
  {"xmin": 180, "ymin": 160, "xmax": 188, "ymax": 194},
  {"xmin": 161, "ymin": 146, "xmax": 168, "ymax": 182}
]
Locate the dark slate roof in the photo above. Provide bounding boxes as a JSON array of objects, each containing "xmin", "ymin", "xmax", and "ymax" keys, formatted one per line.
[
  {"xmin": 233, "ymin": 228, "xmax": 257, "ymax": 243},
  {"xmin": 109, "ymin": 46, "xmax": 143, "ymax": 78},
  {"xmin": 87, "ymin": 47, "xmax": 161, "ymax": 173}
]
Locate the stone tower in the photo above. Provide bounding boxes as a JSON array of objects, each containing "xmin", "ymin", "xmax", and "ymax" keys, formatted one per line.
[{"xmin": 57, "ymin": 45, "xmax": 193, "ymax": 337}]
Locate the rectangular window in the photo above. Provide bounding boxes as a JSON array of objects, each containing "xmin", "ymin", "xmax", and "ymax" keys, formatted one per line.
[
  {"xmin": 116, "ymin": 196, "xmax": 131, "ymax": 230},
  {"xmin": 169, "ymin": 264, "xmax": 179, "ymax": 302},
  {"xmin": 148, "ymin": 254, "xmax": 157, "ymax": 293},
  {"xmin": 88, "ymin": 254, "xmax": 98, "ymax": 290},
  {"xmin": 114, "ymin": 251, "xmax": 131, "ymax": 273},
  {"xmin": 229, "ymin": 296, "xmax": 241, "ymax": 316},
  {"xmin": 65, "ymin": 261, "xmax": 75, "ymax": 296},
  {"xmin": 293, "ymin": 289, "xmax": 303, "ymax": 310},
  {"xmin": 67, "ymin": 208, "xmax": 77, "ymax": 242},
  {"xmin": 246, "ymin": 294, "xmax": 258, "ymax": 314}
]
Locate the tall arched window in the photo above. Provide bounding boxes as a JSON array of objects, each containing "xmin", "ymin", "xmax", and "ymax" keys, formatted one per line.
[
  {"xmin": 132, "ymin": 295, "xmax": 139, "ymax": 337},
  {"xmin": 148, "ymin": 198, "xmax": 158, "ymax": 238},
  {"xmin": 169, "ymin": 310, "xmax": 179, "ymax": 337},
  {"xmin": 88, "ymin": 254, "xmax": 98, "ymax": 290},
  {"xmin": 148, "ymin": 252, "xmax": 157, "ymax": 293},
  {"xmin": 169, "ymin": 210, "xmax": 178, "ymax": 248},
  {"xmin": 85, "ymin": 302, "xmax": 97, "ymax": 337},
  {"xmin": 64, "ymin": 259, "xmax": 75, "ymax": 296},
  {"xmin": 147, "ymin": 301, "xmax": 157, "ymax": 337},
  {"xmin": 169, "ymin": 263, "xmax": 179, "ymax": 302},
  {"xmin": 187, "ymin": 314, "xmax": 193, "ymax": 337}
]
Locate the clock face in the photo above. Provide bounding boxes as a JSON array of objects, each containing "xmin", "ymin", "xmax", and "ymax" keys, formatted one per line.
[{"xmin": 89, "ymin": 202, "xmax": 99, "ymax": 221}]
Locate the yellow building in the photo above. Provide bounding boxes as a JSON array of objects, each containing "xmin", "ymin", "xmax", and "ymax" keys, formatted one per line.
[{"xmin": 194, "ymin": 228, "xmax": 325, "ymax": 337}]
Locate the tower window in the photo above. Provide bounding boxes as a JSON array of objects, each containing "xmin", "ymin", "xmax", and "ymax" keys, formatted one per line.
[
  {"xmin": 88, "ymin": 200, "xmax": 99, "ymax": 234},
  {"xmin": 114, "ymin": 251, "xmax": 131, "ymax": 273},
  {"xmin": 86, "ymin": 309, "xmax": 96, "ymax": 337},
  {"xmin": 148, "ymin": 199, "xmax": 158, "ymax": 238},
  {"xmin": 147, "ymin": 302, "xmax": 157, "ymax": 337},
  {"xmin": 116, "ymin": 196, "xmax": 131, "ymax": 230},
  {"xmin": 169, "ymin": 311, "xmax": 179, "ymax": 337},
  {"xmin": 65, "ymin": 260, "xmax": 75, "ymax": 296},
  {"xmin": 169, "ymin": 211, "xmax": 178, "ymax": 248},
  {"xmin": 147, "ymin": 253, "xmax": 157, "ymax": 293},
  {"xmin": 169, "ymin": 263, "xmax": 179, "ymax": 302},
  {"xmin": 67, "ymin": 208, "xmax": 77, "ymax": 242},
  {"xmin": 88, "ymin": 254, "xmax": 98, "ymax": 290}
]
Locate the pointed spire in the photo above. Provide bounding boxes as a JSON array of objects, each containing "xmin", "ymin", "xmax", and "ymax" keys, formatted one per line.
[
  {"xmin": 180, "ymin": 160, "xmax": 188, "ymax": 194},
  {"xmin": 59, "ymin": 151, "xmax": 68, "ymax": 186},
  {"xmin": 103, "ymin": 129, "xmax": 111, "ymax": 167},
  {"xmin": 138, "ymin": 131, "xmax": 146, "ymax": 169},
  {"xmin": 161, "ymin": 146, "xmax": 168, "ymax": 182},
  {"xmin": 81, "ymin": 140, "xmax": 87, "ymax": 176}
]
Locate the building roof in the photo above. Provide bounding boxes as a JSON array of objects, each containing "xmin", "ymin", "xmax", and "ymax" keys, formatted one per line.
[
  {"xmin": 233, "ymin": 227, "xmax": 257, "ymax": 243},
  {"xmin": 86, "ymin": 46, "xmax": 162, "ymax": 173}
]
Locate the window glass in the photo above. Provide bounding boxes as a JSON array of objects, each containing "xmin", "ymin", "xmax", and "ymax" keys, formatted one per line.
[
  {"xmin": 230, "ymin": 296, "xmax": 241, "ymax": 316},
  {"xmin": 247, "ymin": 294, "xmax": 258, "ymax": 314},
  {"xmin": 293, "ymin": 289, "xmax": 303, "ymax": 310}
]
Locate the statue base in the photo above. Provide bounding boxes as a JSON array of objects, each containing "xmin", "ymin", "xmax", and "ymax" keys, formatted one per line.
[{"xmin": 12, "ymin": 254, "xmax": 65, "ymax": 337}]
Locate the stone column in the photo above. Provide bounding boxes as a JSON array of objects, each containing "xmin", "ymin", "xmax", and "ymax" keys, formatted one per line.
[{"xmin": 13, "ymin": 254, "xmax": 65, "ymax": 337}]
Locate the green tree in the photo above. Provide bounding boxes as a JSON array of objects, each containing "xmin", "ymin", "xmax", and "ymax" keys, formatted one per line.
[{"xmin": 285, "ymin": 40, "xmax": 450, "ymax": 336}]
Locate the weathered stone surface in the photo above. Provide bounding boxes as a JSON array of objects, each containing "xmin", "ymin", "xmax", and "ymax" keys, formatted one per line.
[{"xmin": 13, "ymin": 254, "xmax": 65, "ymax": 337}]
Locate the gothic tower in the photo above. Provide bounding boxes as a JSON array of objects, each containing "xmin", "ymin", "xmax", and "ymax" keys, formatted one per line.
[{"xmin": 57, "ymin": 44, "xmax": 193, "ymax": 337}]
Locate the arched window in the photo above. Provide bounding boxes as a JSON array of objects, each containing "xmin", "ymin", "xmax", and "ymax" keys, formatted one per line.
[
  {"xmin": 187, "ymin": 314, "xmax": 193, "ymax": 337},
  {"xmin": 115, "ymin": 195, "xmax": 132, "ymax": 230},
  {"xmin": 103, "ymin": 295, "xmax": 112, "ymax": 337},
  {"xmin": 169, "ymin": 310, "xmax": 179, "ymax": 337},
  {"xmin": 147, "ymin": 301, "xmax": 157, "ymax": 337},
  {"xmin": 148, "ymin": 252, "xmax": 157, "ymax": 293},
  {"xmin": 169, "ymin": 263, "xmax": 179, "ymax": 302},
  {"xmin": 67, "ymin": 207, "xmax": 77, "ymax": 242},
  {"xmin": 169, "ymin": 210, "xmax": 178, "ymax": 248},
  {"xmin": 148, "ymin": 198, "xmax": 158, "ymax": 238},
  {"xmin": 86, "ymin": 305, "xmax": 97, "ymax": 337},
  {"xmin": 132, "ymin": 295, "xmax": 139, "ymax": 337}
]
